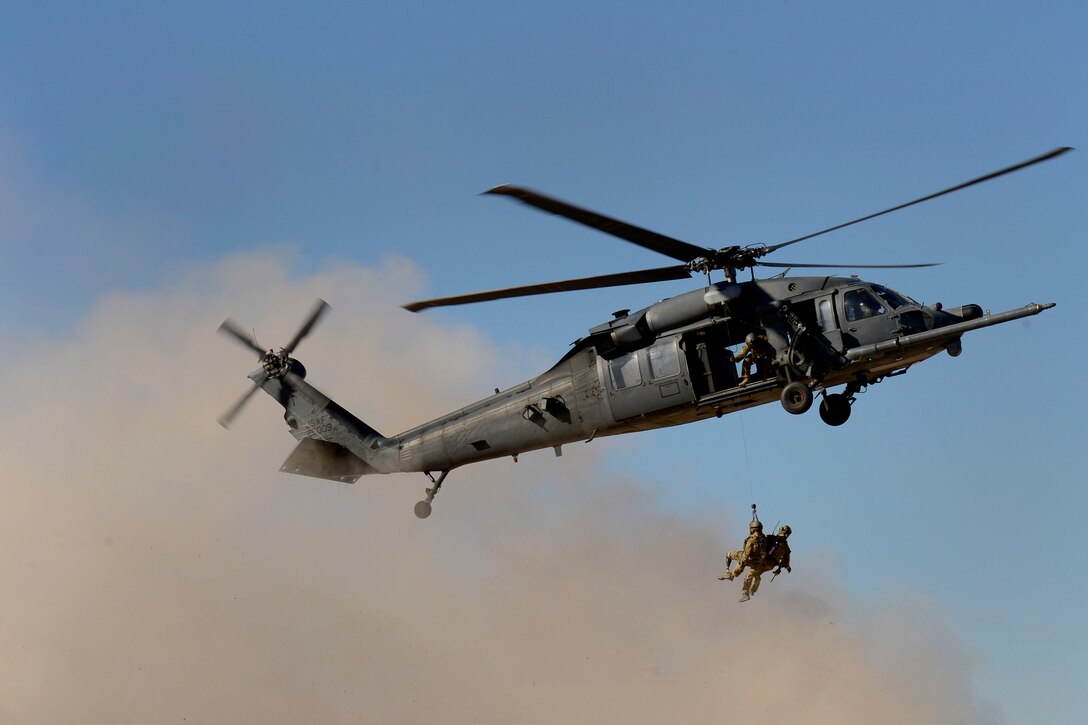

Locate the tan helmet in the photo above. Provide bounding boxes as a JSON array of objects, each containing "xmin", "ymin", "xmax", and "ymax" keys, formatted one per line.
[
  {"xmin": 745, "ymin": 332, "xmax": 756, "ymax": 345},
  {"xmin": 777, "ymin": 524, "xmax": 792, "ymax": 537},
  {"xmin": 749, "ymin": 519, "xmax": 763, "ymax": 532}
]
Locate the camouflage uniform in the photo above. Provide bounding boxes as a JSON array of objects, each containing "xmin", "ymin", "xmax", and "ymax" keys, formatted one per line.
[
  {"xmin": 719, "ymin": 521, "xmax": 767, "ymax": 601},
  {"xmin": 720, "ymin": 523, "xmax": 791, "ymax": 602},
  {"xmin": 740, "ymin": 531, "xmax": 765, "ymax": 598},
  {"xmin": 735, "ymin": 333, "xmax": 774, "ymax": 386},
  {"xmin": 763, "ymin": 528, "xmax": 791, "ymax": 574},
  {"xmin": 748, "ymin": 526, "xmax": 793, "ymax": 597}
]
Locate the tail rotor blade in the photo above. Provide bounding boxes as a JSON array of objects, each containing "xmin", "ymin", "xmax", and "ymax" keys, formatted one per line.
[
  {"xmin": 218, "ymin": 318, "xmax": 265, "ymax": 357},
  {"xmin": 218, "ymin": 381, "xmax": 263, "ymax": 429},
  {"xmin": 283, "ymin": 299, "xmax": 330, "ymax": 355}
]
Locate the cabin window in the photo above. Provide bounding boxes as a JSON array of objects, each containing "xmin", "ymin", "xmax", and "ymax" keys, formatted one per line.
[
  {"xmin": 609, "ymin": 351, "xmax": 642, "ymax": 389},
  {"xmin": 817, "ymin": 298, "xmax": 836, "ymax": 332},
  {"xmin": 844, "ymin": 289, "xmax": 886, "ymax": 322},
  {"xmin": 647, "ymin": 340, "xmax": 680, "ymax": 380}
]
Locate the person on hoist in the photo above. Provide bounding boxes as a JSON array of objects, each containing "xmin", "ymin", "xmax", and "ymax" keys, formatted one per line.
[
  {"xmin": 734, "ymin": 332, "xmax": 775, "ymax": 387},
  {"xmin": 764, "ymin": 524, "xmax": 792, "ymax": 576},
  {"xmin": 719, "ymin": 521, "xmax": 793, "ymax": 602},
  {"xmin": 718, "ymin": 519, "xmax": 767, "ymax": 602}
]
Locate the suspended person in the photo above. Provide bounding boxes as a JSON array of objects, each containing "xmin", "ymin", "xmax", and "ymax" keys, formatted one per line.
[
  {"xmin": 763, "ymin": 524, "xmax": 792, "ymax": 577},
  {"xmin": 718, "ymin": 518, "xmax": 767, "ymax": 602}
]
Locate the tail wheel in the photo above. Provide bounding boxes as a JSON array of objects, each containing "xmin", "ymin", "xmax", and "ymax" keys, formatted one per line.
[
  {"xmin": 819, "ymin": 393, "xmax": 852, "ymax": 426},
  {"xmin": 780, "ymin": 381, "xmax": 813, "ymax": 415}
]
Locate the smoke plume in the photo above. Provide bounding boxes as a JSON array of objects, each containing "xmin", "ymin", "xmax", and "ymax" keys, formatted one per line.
[{"xmin": 0, "ymin": 253, "xmax": 1001, "ymax": 723}]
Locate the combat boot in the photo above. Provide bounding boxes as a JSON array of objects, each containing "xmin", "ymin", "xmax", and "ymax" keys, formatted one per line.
[
  {"xmin": 737, "ymin": 375, "xmax": 750, "ymax": 387},
  {"xmin": 739, "ymin": 592, "xmax": 751, "ymax": 603}
]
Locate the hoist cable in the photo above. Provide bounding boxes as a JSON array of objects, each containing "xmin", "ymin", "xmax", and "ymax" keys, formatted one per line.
[{"xmin": 738, "ymin": 411, "xmax": 754, "ymax": 508}]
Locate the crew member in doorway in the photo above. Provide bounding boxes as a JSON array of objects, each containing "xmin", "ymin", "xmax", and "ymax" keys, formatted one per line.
[{"xmin": 734, "ymin": 332, "xmax": 774, "ymax": 387}]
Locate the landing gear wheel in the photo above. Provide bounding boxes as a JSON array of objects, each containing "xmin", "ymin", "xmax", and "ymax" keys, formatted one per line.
[
  {"xmin": 414, "ymin": 470, "xmax": 449, "ymax": 519},
  {"xmin": 819, "ymin": 393, "xmax": 851, "ymax": 426},
  {"xmin": 780, "ymin": 381, "xmax": 813, "ymax": 415}
]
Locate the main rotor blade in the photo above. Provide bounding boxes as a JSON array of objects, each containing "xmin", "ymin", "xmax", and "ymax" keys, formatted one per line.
[
  {"xmin": 758, "ymin": 261, "xmax": 940, "ymax": 269},
  {"xmin": 283, "ymin": 298, "xmax": 330, "ymax": 355},
  {"xmin": 766, "ymin": 147, "xmax": 1073, "ymax": 253},
  {"xmin": 218, "ymin": 381, "xmax": 262, "ymax": 429},
  {"xmin": 486, "ymin": 185, "xmax": 712, "ymax": 263},
  {"xmin": 218, "ymin": 318, "xmax": 265, "ymax": 357},
  {"xmin": 403, "ymin": 265, "xmax": 693, "ymax": 312}
]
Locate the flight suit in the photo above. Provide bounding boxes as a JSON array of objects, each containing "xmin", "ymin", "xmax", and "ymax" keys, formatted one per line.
[
  {"xmin": 725, "ymin": 532, "xmax": 792, "ymax": 599},
  {"xmin": 735, "ymin": 336, "xmax": 775, "ymax": 385},
  {"xmin": 745, "ymin": 535, "xmax": 791, "ymax": 596},
  {"xmin": 725, "ymin": 530, "xmax": 766, "ymax": 597},
  {"xmin": 763, "ymin": 534, "xmax": 791, "ymax": 573}
]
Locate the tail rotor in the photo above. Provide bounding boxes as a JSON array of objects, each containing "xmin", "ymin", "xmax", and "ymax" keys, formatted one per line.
[
  {"xmin": 218, "ymin": 380, "xmax": 266, "ymax": 429},
  {"xmin": 216, "ymin": 298, "xmax": 330, "ymax": 429}
]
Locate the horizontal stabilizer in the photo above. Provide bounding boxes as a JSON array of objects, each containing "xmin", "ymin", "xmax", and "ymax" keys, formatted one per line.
[{"xmin": 279, "ymin": 437, "xmax": 379, "ymax": 483}]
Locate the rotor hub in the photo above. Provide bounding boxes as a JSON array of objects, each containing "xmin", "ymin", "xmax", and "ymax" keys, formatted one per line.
[
  {"xmin": 261, "ymin": 349, "xmax": 292, "ymax": 378},
  {"xmin": 216, "ymin": 298, "xmax": 329, "ymax": 429},
  {"xmin": 688, "ymin": 245, "xmax": 769, "ymax": 281}
]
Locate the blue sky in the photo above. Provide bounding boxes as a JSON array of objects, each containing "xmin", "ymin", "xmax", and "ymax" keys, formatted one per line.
[{"xmin": 2, "ymin": 2, "xmax": 1086, "ymax": 720}]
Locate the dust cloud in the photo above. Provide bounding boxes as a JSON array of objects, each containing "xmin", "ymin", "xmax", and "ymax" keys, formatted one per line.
[{"xmin": 0, "ymin": 253, "xmax": 1001, "ymax": 723}]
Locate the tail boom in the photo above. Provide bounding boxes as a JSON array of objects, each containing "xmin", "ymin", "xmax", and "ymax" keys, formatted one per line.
[{"xmin": 261, "ymin": 372, "xmax": 400, "ymax": 481}]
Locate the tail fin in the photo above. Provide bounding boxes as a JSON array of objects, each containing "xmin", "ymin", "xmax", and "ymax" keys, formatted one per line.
[
  {"xmin": 279, "ymin": 437, "xmax": 378, "ymax": 483},
  {"xmin": 264, "ymin": 373, "xmax": 394, "ymax": 481},
  {"xmin": 218, "ymin": 299, "xmax": 395, "ymax": 481}
]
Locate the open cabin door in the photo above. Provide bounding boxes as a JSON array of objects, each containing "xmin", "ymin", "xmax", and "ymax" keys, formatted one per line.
[
  {"xmin": 601, "ymin": 336, "xmax": 694, "ymax": 420},
  {"xmin": 681, "ymin": 326, "xmax": 740, "ymax": 397}
]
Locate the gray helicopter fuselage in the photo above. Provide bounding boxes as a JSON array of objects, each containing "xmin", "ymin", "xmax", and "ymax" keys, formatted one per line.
[
  {"xmin": 219, "ymin": 149, "xmax": 1068, "ymax": 512},
  {"xmin": 267, "ymin": 276, "xmax": 1052, "ymax": 482}
]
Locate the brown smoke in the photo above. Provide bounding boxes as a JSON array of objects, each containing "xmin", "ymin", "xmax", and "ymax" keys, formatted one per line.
[{"xmin": 0, "ymin": 254, "xmax": 1002, "ymax": 723}]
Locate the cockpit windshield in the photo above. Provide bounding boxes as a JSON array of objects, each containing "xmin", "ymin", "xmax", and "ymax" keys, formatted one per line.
[{"xmin": 870, "ymin": 284, "xmax": 917, "ymax": 309}]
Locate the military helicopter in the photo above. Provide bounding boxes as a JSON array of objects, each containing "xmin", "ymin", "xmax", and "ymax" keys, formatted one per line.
[{"xmin": 218, "ymin": 148, "xmax": 1067, "ymax": 518}]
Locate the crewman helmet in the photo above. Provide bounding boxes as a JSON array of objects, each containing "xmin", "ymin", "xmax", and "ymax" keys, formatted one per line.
[
  {"xmin": 777, "ymin": 524, "xmax": 792, "ymax": 537},
  {"xmin": 749, "ymin": 520, "xmax": 763, "ymax": 532},
  {"xmin": 745, "ymin": 333, "xmax": 756, "ymax": 345}
]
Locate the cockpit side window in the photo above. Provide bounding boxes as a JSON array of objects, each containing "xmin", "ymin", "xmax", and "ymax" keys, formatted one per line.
[
  {"xmin": 843, "ymin": 289, "xmax": 886, "ymax": 322},
  {"xmin": 609, "ymin": 351, "xmax": 642, "ymax": 389},
  {"xmin": 870, "ymin": 284, "xmax": 915, "ymax": 310}
]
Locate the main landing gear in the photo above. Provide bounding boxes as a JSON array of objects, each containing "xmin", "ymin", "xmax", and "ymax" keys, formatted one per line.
[
  {"xmin": 780, "ymin": 381, "xmax": 813, "ymax": 415},
  {"xmin": 414, "ymin": 470, "xmax": 449, "ymax": 519},
  {"xmin": 818, "ymin": 393, "xmax": 852, "ymax": 426},
  {"xmin": 818, "ymin": 381, "xmax": 863, "ymax": 426},
  {"xmin": 779, "ymin": 380, "xmax": 859, "ymax": 426}
]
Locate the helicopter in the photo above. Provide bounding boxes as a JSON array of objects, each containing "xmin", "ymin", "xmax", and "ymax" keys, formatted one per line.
[{"xmin": 218, "ymin": 148, "xmax": 1067, "ymax": 518}]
